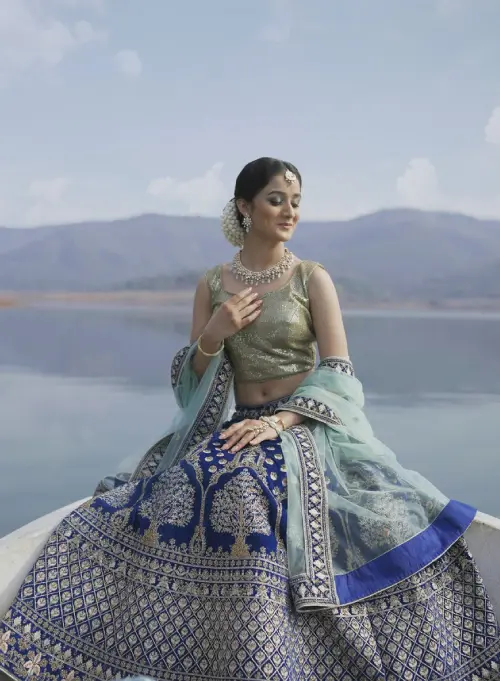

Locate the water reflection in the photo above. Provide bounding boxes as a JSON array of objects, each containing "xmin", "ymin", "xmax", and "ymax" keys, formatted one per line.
[{"xmin": 0, "ymin": 306, "xmax": 499, "ymax": 535}]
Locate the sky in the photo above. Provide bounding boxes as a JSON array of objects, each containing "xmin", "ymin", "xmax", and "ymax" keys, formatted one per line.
[{"xmin": 1, "ymin": 0, "xmax": 500, "ymax": 227}]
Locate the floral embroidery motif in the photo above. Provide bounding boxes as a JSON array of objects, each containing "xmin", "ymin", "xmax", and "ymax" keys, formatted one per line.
[
  {"xmin": 24, "ymin": 650, "xmax": 43, "ymax": 676},
  {"xmin": 358, "ymin": 492, "xmax": 422, "ymax": 548},
  {"xmin": 210, "ymin": 469, "xmax": 272, "ymax": 557},
  {"xmin": 102, "ymin": 481, "xmax": 136, "ymax": 509},
  {"xmin": 170, "ymin": 345, "xmax": 190, "ymax": 389},
  {"xmin": 0, "ymin": 630, "xmax": 10, "ymax": 653},
  {"xmin": 287, "ymin": 426, "xmax": 337, "ymax": 609},
  {"xmin": 0, "ymin": 531, "xmax": 498, "ymax": 681},
  {"xmin": 318, "ymin": 356, "xmax": 354, "ymax": 376},
  {"xmin": 283, "ymin": 395, "xmax": 344, "ymax": 427},
  {"xmin": 139, "ymin": 466, "xmax": 196, "ymax": 544}
]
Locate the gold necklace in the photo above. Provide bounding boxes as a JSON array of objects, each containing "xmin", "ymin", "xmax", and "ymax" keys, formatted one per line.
[{"xmin": 230, "ymin": 248, "xmax": 294, "ymax": 286}]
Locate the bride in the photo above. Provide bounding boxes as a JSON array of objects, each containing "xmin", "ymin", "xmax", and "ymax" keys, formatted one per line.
[{"xmin": 0, "ymin": 157, "xmax": 499, "ymax": 681}]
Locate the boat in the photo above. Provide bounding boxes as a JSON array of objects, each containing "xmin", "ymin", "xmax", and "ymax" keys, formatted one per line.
[{"xmin": 1, "ymin": 500, "xmax": 499, "ymax": 621}]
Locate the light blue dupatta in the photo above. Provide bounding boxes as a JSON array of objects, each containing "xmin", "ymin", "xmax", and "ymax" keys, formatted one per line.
[{"xmin": 128, "ymin": 345, "xmax": 477, "ymax": 611}]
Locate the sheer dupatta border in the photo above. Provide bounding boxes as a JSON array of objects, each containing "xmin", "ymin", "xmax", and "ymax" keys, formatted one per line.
[
  {"xmin": 130, "ymin": 345, "xmax": 234, "ymax": 480},
  {"xmin": 283, "ymin": 425, "xmax": 339, "ymax": 609},
  {"xmin": 279, "ymin": 357, "xmax": 476, "ymax": 610}
]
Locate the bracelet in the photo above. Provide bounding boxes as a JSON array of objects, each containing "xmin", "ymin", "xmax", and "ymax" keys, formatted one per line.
[
  {"xmin": 197, "ymin": 335, "xmax": 224, "ymax": 357},
  {"xmin": 260, "ymin": 415, "xmax": 285, "ymax": 437}
]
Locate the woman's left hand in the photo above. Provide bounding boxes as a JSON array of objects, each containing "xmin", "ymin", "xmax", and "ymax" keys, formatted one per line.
[{"xmin": 219, "ymin": 419, "xmax": 278, "ymax": 453}]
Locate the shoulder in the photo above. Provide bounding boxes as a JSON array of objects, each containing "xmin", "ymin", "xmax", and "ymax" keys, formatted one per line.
[
  {"xmin": 202, "ymin": 263, "xmax": 223, "ymax": 288},
  {"xmin": 304, "ymin": 262, "xmax": 340, "ymax": 301},
  {"xmin": 297, "ymin": 260, "xmax": 332, "ymax": 288}
]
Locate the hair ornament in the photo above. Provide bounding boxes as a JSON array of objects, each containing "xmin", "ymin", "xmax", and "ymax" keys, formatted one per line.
[{"xmin": 221, "ymin": 198, "xmax": 246, "ymax": 247}]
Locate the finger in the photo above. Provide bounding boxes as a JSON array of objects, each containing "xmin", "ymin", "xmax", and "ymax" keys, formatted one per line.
[
  {"xmin": 241, "ymin": 309, "xmax": 262, "ymax": 327},
  {"xmin": 236, "ymin": 291, "xmax": 260, "ymax": 310},
  {"xmin": 240, "ymin": 300, "xmax": 263, "ymax": 318},
  {"xmin": 231, "ymin": 287, "xmax": 253, "ymax": 304},
  {"xmin": 250, "ymin": 428, "xmax": 277, "ymax": 446},
  {"xmin": 222, "ymin": 424, "xmax": 257, "ymax": 450},
  {"xmin": 230, "ymin": 429, "xmax": 261, "ymax": 453},
  {"xmin": 220, "ymin": 420, "xmax": 248, "ymax": 440}
]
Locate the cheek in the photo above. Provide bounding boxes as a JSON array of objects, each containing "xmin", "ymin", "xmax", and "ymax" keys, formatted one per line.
[{"xmin": 258, "ymin": 203, "xmax": 280, "ymax": 222}]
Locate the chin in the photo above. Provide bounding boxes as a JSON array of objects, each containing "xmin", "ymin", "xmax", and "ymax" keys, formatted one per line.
[{"xmin": 276, "ymin": 227, "xmax": 295, "ymax": 242}]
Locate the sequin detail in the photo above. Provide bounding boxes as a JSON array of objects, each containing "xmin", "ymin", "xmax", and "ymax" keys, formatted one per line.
[{"xmin": 206, "ymin": 261, "xmax": 320, "ymax": 382}]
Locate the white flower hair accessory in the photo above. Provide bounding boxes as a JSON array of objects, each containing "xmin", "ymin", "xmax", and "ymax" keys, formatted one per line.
[{"xmin": 221, "ymin": 198, "xmax": 246, "ymax": 247}]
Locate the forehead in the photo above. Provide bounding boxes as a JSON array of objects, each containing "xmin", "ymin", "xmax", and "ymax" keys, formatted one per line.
[{"xmin": 260, "ymin": 172, "xmax": 301, "ymax": 195}]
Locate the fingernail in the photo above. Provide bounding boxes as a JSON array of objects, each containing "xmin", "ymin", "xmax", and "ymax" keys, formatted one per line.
[{"xmin": 222, "ymin": 444, "xmax": 229, "ymax": 450}]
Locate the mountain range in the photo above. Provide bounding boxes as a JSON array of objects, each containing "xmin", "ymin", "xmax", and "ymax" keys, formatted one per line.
[{"xmin": 1, "ymin": 209, "xmax": 500, "ymax": 303}]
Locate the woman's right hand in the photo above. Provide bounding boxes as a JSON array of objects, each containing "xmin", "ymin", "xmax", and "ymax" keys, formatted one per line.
[{"xmin": 201, "ymin": 288, "xmax": 263, "ymax": 345}]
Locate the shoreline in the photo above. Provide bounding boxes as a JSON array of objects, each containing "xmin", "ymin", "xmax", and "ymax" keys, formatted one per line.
[{"xmin": 2, "ymin": 290, "xmax": 500, "ymax": 312}]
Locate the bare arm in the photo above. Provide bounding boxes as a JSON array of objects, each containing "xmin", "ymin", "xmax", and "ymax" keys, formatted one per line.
[
  {"xmin": 276, "ymin": 268, "xmax": 349, "ymax": 430},
  {"xmin": 189, "ymin": 277, "xmax": 222, "ymax": 378},
  {"xmin": 189, "ymin": 277, "xmax": 263, "ymax": 379},
  {"xmin": 308, "ymin": 265, "xmax": 349, "ymax": 360}
]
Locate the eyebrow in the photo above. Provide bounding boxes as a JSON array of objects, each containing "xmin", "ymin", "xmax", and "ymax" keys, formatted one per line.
[{"xmin": 266, "ymin": 189, "xmax": 301, "ymax": 198}]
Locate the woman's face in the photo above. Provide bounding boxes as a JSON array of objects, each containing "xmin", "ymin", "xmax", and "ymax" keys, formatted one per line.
[{"xmin": 238, "ymin": 171, "xmax": 301, "ymax": 243}]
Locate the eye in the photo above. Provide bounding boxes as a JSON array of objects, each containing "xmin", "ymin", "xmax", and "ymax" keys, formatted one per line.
[{"xmin": 269, "ymin": 196, "xmax": 283, "ymax": 206}]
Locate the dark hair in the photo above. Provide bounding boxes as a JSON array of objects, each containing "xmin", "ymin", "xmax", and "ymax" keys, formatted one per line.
[{"xmin": 233, "ymin": 157, "xmax": 302, "ymax": 223}]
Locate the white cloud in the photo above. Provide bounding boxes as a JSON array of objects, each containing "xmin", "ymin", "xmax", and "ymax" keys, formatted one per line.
[
  {"xmin": 74, "ymin": 19, "xmax": 105, "ymax": 43},
  {"xmin": 113, "ymin": 49, "xmax": 142, "ymax": 78},
  {"xmin": 396, "ymin": 158, "xmax": 440, "ymax": 209},
  {"xmin": 485, "ymin": 106, "xmax": 500, "ymax": 146},
  {"xmin": 0, "ymin": 0, "xmax": 106, "ymax": 82},
  {"xmin": 28, "ymin": 177, "xmax": 70, "ymax": 203},
  {"xmin": 23, "ymin": 177, "xmax": 71, "ymax": 224},
  {"xmin": 0, "ymin": 175, "xmax": 149, "ymax": 226},
  {"xmin": 147, "ymin": 163, "xmax": 227, "ymax": 215},
  {"xmin": 259, "ymin": 0, "xmax": 292, "ymax": 42},
  {"xmin": 48, "ymin": 0, "xmax": 106, "ymax": 12}
]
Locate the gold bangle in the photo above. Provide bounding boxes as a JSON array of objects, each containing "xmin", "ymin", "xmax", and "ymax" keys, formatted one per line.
[
  {"xmin": 197, "ymin": 335, "xmax": 224, "ymax": 357},
  {"xmin": 260, "ymin": 415, "xmax": 285, "ymax": 436}
]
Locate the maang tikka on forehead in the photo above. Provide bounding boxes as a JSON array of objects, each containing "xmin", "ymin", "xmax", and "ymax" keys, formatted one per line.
[{"xmin": 284, "ymin": 169, "xmax": 297, "ymax": 184}]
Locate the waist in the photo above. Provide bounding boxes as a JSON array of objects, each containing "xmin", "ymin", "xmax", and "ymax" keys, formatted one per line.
[
  {"xmin": 233, "ymin": 395, "xmax": 292, "ymax": 422},
  {"xmin": 234, "ymin": 370, "xmax": 311, "ymax": 407}
]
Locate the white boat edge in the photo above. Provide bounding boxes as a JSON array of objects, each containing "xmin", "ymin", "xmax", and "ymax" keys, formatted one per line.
[{"xmin": 0, "ymin": 501, "xmax": 499, "ymax": 621}]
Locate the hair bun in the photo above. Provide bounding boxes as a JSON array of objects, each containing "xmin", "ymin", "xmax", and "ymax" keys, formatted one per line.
[{"xmin": 221, "ymin": 198, "xmax": 245, "ymax": 248}]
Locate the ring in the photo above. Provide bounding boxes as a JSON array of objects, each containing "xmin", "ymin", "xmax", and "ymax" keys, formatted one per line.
[{"xmin": 247, "ymin": 424, "xmax": 266, "ymax": 436}]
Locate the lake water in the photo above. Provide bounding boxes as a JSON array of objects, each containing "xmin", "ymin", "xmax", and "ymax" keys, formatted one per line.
[{"xmin": 0, "ymin": 305, "xmax": 499, "ymax": 537}]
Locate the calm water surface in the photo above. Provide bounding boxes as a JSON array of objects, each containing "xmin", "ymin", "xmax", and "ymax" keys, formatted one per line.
[{"xmin": 0, "ymin": 305, "xmax": 499, "ymax": 536}]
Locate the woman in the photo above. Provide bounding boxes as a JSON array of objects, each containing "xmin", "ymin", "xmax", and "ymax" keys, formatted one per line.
[{"xmin": 0, "ymin": 157, "xmax": 498, "ymax": 681}]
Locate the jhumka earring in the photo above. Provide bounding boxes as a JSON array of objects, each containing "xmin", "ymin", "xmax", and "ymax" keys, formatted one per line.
[{"xmin": 242, "ymin": 215, "xmax": 252, "ymax": 232}]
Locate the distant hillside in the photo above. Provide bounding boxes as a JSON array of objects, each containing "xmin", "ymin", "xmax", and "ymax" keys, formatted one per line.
[
  {"xmin": 1, "ymin": 209, "xmax": 500, "ymax": 301},
  {"xmin": 116, "ymin": 271, "xmax": 385, "ymax": 304},
  {"xmin": 423, "ymin": 260, "xmax": 500, "ymax": 300}
]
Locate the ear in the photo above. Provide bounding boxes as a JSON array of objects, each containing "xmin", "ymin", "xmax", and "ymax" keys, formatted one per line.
[{"xmin": 235, "ymin": 198, "xmax": 250, "ymax": 217}]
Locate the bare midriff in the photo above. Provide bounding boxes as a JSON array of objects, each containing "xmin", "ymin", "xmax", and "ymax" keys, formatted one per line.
[{"xmin": 234, "ymin": 370, "xmax": 312, "ymax": 406}]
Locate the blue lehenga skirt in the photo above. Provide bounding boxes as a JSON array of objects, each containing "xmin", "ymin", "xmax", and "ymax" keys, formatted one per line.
[{"xmin": 0, "ymin": 400, "xmax": 499, "ymax": 681}]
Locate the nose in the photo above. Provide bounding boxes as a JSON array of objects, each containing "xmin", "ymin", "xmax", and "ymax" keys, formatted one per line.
[{"xmin": 281, "ymin": 200, "xmax": 294, "ymax": 218}]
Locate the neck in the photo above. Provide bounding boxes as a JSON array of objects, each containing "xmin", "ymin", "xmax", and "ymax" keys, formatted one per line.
[{"xmin": 239, "ymin": 235, "xmax": 286, "ymax": 271}]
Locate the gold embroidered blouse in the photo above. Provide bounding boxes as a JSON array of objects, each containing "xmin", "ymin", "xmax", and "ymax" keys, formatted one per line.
[{"xmin": 205, "ymin": 260, "xmax": 321, "ymax": 383}]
